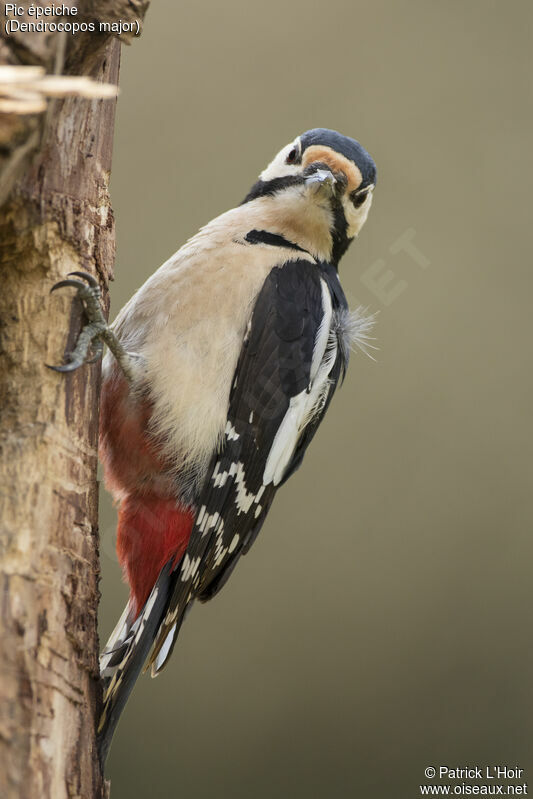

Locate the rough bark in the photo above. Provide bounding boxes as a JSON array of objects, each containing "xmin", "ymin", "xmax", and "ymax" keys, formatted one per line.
[{"xmin": 0, "ymin": 4, "xmax": 148, "ymax": 797}]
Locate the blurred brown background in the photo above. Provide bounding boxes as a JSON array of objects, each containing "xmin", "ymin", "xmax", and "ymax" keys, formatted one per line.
[{"xmin": 98, "ymin": 1, "xmax": 533, "ymax": 796}]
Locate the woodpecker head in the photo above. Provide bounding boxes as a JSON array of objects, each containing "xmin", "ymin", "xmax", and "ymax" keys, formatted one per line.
[{"xmin": 243, "ymin": 128, "xmax": 377, "ymax": 265}]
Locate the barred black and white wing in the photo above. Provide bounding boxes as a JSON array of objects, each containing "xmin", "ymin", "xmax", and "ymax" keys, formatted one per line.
[{"xmin": 147, "ymin": 258, "xmax": 350, "ymax": 673}]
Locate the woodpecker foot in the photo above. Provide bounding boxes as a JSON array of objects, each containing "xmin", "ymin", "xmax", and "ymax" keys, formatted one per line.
[{"xmin": 47, "ymin": 271, "xmax": 135, "ymax": 381}]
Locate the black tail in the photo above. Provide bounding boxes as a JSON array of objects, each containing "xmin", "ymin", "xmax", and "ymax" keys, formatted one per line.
[{"xmin": 97, "ymin": 560, "xmax": 177, "ymax": 765}]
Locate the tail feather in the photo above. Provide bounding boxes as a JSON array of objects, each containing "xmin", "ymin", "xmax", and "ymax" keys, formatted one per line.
[
  {"xmin": 97, "ymin": 559, "xmax": 177, "ymax": 765},
  {"xmin": 149, "ymin": 600, "xmax": 193, "ymax": 677},
  {"xmin": 99, "ymin": 599, "xmax": 135, "ymax": 679},
  {"xmin": 150, "ymin": 623, "xmax": 178, "ymax": 676}
]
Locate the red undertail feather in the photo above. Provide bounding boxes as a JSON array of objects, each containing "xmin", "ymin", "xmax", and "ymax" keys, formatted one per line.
[
  {"xmin": 117, "ymin": 494, "xmax": 194, "ymax": 617},
  {"xmin": 99, "ymin": 367, "xmax": 194, "ymax": 618}
]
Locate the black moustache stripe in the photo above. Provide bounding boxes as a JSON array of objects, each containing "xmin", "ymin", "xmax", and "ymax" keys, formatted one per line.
[{"xmin": 242, "ymin": 175, "xmax": 304, "ymax": 204}]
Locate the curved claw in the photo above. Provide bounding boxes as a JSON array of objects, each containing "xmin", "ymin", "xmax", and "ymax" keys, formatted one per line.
[
  {"xmin": 45, "ymin": 361, "xmax": 84, "ymax": 373},
  {"xmin": 68, "ymin": 271, "xmax": 99, "ymax": 287},
  {"xmin": 47, "ymin": 271, "xmax": 106, "ymax": 373},
  {"xmin": 50, "ymin": 278, "xmax": 89, "ymax": 294},
  {"xmin": 47, "ymin": 270, "xmax": 131, "ymax": 380}
]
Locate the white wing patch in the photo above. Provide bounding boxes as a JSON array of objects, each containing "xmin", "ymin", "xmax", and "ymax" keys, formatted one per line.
[
  {"xmin": 263, "ymin": 279, "xmax": 336, "ymax": 486},
  {"xmin": 311, "ymin": 281, "xmax": 333, "ymax": 379}
]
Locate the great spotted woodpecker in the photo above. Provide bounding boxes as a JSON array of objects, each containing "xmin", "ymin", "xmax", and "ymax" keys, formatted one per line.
[{"xmin": 51, "ymin": 128, "xmax": 377, "ymax": 762}]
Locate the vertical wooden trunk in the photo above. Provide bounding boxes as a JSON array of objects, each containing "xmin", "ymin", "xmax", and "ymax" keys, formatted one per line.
[{"xmin": 0, "ymin": 36, "xmax": 120, "ymax": 799}]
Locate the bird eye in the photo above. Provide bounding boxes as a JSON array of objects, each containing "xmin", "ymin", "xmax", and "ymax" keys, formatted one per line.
[
  {"xmin": 351, "ymin": 190, "xmax": 368, "ymax": 208},
  {"xmin": 285, "ymin": 147, "xmax": 299, "ymax": 165}
]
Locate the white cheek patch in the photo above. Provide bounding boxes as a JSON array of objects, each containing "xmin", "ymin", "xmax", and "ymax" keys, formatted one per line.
[
  {"xmin": 259, "ymin": 139, "xmax": 302, "ymax": 182},
  {"xmin": 343, "ymin": 189, "xmax": 374, "ymax": 238}
]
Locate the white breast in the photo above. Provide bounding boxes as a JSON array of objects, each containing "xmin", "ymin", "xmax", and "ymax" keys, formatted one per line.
[{"xmin": 110, "ymin": 205, "xmax": 316, "ymax": 487}]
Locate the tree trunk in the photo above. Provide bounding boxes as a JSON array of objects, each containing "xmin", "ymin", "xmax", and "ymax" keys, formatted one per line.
[{"xmin": 0, "ymin": 6, "xmax": 146, "ymax": 797}]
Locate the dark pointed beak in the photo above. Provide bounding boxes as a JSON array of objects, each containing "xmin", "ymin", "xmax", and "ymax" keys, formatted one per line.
[{"xmin": 304, "ymin": 167, "xmax": 337, "ymax": 197}]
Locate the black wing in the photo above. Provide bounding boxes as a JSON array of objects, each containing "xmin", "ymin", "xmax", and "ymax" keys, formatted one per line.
[{"xmin": 147, "ymin": 258, "xmax": 348, "ymax": 672}]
